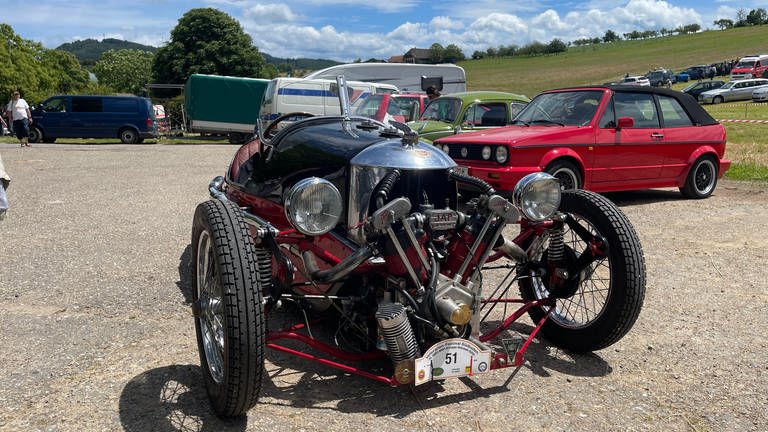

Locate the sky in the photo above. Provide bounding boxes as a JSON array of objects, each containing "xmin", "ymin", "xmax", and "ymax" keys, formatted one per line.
[{"xmin": 4, "ymin": 0, "xmax": 762, "ymax": 62}]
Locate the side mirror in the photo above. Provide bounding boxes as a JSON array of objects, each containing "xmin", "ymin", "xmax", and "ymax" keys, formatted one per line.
[{"xmin": 617, "ymin": 117, "xmax": 634, "ymax": 130}]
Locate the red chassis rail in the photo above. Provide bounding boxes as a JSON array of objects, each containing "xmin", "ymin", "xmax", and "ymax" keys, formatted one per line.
[{"xmin": 264, "ymin": 297, "xmax": 555, "ymax": 386}]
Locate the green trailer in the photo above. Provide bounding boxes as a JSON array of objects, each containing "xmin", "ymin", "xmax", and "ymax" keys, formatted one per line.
[{"xmin": 184, "ymin": 74, "xmax": 269, "ymax": 144}]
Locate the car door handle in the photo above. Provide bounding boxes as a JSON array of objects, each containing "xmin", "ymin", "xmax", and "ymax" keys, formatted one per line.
[{"xmin": 650, "ymin": 132, "xmax": 664, "ymax": 139}]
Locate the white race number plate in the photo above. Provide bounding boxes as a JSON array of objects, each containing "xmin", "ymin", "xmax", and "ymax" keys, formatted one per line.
[{"xmin": 414, "ymin": 338, "xmax": 492, "ymax": 385}]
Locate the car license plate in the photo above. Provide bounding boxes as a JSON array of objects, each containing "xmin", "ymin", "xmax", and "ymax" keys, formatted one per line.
[
  {"xmin": 414, "ymin": 338, "xmax": 492, "ymax": 385},
  {"xmin": 453, "ymin": 166, "xmax": 469, "ymax": 176}
]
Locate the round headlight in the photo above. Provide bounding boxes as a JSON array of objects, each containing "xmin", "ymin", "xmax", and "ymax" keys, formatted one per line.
[
  {"xmin": 284, "ymin": 178, "xmax": 343, "ymax": 236},
  {"xmin": 442, "ymin": 144, "xmax": 450, "ymax": 154},
  {"xmin": 495, "ymin": 146, "xmax": 508, "ymax": 164},
  {"xmin": 512, "ymin": 172, "xmax": 561, "ymax": 221},
  {"xmin": 481, "ymin": 146, "xmax": 491, "ymax": 160}
]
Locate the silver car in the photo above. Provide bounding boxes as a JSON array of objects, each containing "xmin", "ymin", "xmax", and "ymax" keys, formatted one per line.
[
  {"xmin": 753, "ymin": 86, "xmax": 768, "ymax": 103},
  {"xmin": 699, "ymin": 78, "xmax": 768, "ymax": 104}
]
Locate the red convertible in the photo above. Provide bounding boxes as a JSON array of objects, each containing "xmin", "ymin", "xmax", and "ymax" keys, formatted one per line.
[{"xmin": 435, "ymin": 86, "xmax": 730, "ymax": 198}]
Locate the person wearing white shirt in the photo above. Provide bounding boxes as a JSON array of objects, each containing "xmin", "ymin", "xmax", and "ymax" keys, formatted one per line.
[{"xmin": 5, "ymin": 91, "xmax": 33, "ymax": 147}]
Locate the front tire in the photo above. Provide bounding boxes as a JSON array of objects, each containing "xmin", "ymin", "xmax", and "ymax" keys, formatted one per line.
[
  {"xmin": 713, "ymin": 96, "xmax": 724, "ymax": 104},
  {"xmin": 29, "ymin": 126, "xmax": 43, "ymax": 143},
  {"xmin": 519, "ymin": 190, "xmax": 645, "ymax": 352},
  {"xmin": 546, "ymin": 160, "xmax": 582, "ymax": 190},
  {"xmin": 191, "ymin": 199, "xmax": 265, "ymax": 417},
  {"xmin": 680, "ymin": 156, "xmax": 718, "ymax": 199}
]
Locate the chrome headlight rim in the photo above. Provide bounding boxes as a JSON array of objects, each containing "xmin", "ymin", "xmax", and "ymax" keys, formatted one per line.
[
  {"xmin": 284, "ymin": 177, "xmax": 343, "ymax": 236},
  {"xmin": 512, "ymin": 172, "xmax": 561, "ymax": 221}
]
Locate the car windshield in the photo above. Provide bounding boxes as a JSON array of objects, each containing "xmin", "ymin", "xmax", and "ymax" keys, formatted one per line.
[
  {"xmin": 420, "ymin": 98, "xmax": 461, "ymax": 122},
  {"xmin": 736, "ymin": 60, "xmax": 756, "ymax": 68},
  {"xmin": 513, "ymin": 90, "xmax": 603, "ymax": 126},
  {"xmin": 683, "ymin": 83, "xmax": 700, "ymax": 92},
  {"xmin": 354, "ymin": 94, "xmax": 384, "ymax": 117},
  {"xmin": 721, "ymin": 82, "xmax": 735, "ymax": 89}
]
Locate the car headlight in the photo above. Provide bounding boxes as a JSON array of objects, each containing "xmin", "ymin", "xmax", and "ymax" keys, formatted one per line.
[
  {"xmin": 481, "ymin": 146, "xmax": 491, "ymax": 160},
  {"xmin": 284, "ymin": 177, "xmax": 343, "ymax": 236},
  {"xmin": 442, "ymin": 144, "xmax": 450, "ymax": 154},
  {"xmin": 495, "ymin": 146, "xmax": 508, "ymax": 164},
  {"xmin": 512, "ymin": 172, "xmax": 561, "ymax": 221}
]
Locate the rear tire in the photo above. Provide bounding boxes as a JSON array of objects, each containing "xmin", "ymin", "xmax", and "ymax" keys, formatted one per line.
[
  {"xmin": 680, "ymin": 156, "xmax": 718, "ymax": 199},
  {"xmin": 119, "ymin": 128, "xmax": 139, "ymax": 144},
  {"xmin": 191, "ymin": 199, "xmax": 265, "ymax": 417},
  {"xmin": 519, "ymin": 190, "xmax": 646, "ymax": 352}
]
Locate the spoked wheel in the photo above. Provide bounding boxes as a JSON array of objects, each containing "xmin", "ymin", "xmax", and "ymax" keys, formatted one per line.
[
  {"xmin": 680, "ymin": 156, "xmax": 718, "ymax": 199},
  {"xmin": 191, "ymin": 199, "xmax": 265, "ymax": 417},
  {"xmin": 516, "ymin": 190, "xmax": 646, "ymax": 352}
]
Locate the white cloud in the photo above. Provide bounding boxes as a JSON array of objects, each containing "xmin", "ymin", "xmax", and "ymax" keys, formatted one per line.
[
  {"xmin": 429, "ymin": 16, "xmax": 464, "ymax": 31},
  {"xmin": 243, "ymin": 4, "xmax": 300, "ymax": 23}
]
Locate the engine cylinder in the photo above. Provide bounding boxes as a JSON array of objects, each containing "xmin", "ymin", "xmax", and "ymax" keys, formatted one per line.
[{"xmin": 375, "ymin": 303, "xmax": 419, "ymax": 361}]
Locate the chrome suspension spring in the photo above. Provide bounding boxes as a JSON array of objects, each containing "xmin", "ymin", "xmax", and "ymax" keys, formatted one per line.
[
  {"xmin": 254, "ymin": 247, "xmax": 273, "ymax": 295},
  {"xmin": 375, "ymin": 303, "xmax": 419, "ymax": 361},
  {"xmin": 547, "ymin": 226, "xmax": 565, "ymax": 266}
]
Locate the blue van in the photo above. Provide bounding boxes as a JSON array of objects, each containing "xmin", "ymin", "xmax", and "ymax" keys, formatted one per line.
[{"xmin": 29, "ymin": 95, "xmax": 158, "ymax": 143}]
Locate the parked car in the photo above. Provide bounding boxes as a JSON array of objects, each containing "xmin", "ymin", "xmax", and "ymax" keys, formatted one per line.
[
  {"xmin": 619, "ymin": 75, "xmax": 651, "ymax": 86},
  {"xmin": 682, "ymin": 80, "xmax": 725, "ymax": 98},
  {"xmin": 29, "ymin": 95, "xmax": 158, "ymax": 144},
  {"xmin": 354, "ymin": 93, "xmax": 429, "ymax": 123},
  {"xmin": 406, "ymin": 91, "xmax": 530, "ymax": 143},
  {"xmin": 434, "ymin": 85, "xmax": 730, "ymax": 199},
  {"xmin": 680, "ymin": 65, "xmax": 710, "ymax": 80},
  {"xmin": 698, "ymin": 78, "xmax": 768, "ymax": 104},
  {"xmin": 645, "ymin": 69, "xmax": 675, "ymax": 87},
  {"xmin": 753, "ymin": 86, "xmax": 768, "ymax": 103}
]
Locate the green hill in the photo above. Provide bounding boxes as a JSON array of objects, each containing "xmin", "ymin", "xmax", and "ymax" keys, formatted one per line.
[
  {"xmin": 460, "ymin": 25, "xmax": 768, "ymax": 98},
  {"xmin": 56, "ymin": 38, "xmax": 157, "ymax": 67}
]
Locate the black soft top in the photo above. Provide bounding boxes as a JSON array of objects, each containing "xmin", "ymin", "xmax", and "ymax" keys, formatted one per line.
[{"xmin": 547, "ymin": 85, "xmax": 719, "ymax": 126}]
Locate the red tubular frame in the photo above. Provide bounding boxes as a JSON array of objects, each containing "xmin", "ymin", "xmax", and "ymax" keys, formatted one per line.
[{"xmin": 264, "ymin": 295, "xmax": 555, "ymax": 384}]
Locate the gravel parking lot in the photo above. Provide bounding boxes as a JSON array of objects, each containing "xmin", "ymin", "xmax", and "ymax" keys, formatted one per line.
[{"xmin": 0, "ymin": 142, "xmax": 766, "ymax": 432}]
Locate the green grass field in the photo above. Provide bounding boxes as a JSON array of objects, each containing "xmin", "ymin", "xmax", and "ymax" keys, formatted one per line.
[{"xmin": 460, "ymin": 26, "xmax": 768, "ymax": 181}]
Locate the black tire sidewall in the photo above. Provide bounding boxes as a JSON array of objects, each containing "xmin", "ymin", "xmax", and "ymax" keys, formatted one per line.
[
  {"xmin": 546, "ymin": 160, "xmax": 582, "ymax": 190},
  {"xmin": 120, "ymin": 128, "xmax": 139, "ymax": 144},
  {"xmin": 29, "ymin": 126, "xmax": 43, "ymax": 143},
  {"xmin": 681, "ymin": 156, "xmax": 717, "ymax": 199},
  {"xmin": 191, "ymin": 199, "xmax": 265, "ymax": 416},
  {"xmin": 520, "ymin": 190, "xmax": 645, "ymax": 352}
]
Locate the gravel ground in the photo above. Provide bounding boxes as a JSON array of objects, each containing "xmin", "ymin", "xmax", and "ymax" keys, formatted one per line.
[{"xmin": 0, "ymin": 142, "xmax": 766, "ymax": 432}]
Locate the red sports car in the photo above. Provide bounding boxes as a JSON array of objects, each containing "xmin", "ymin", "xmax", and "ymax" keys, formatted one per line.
[{"xmin": 434, "ymin": 86, "xmax": 730, "ymax": 198}]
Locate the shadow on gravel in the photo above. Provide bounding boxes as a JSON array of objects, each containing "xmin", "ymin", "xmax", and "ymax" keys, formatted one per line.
[
  {"xmin": 119, "ymin": 364, "xmax": 246, "ymax": 432},
  {"xmin": 177, "ymin": 244, "xmax": 194, "ymax": 305},
  {"xmin": 602, "ymin": 188, "xmax": 686, "ymax": 207}
]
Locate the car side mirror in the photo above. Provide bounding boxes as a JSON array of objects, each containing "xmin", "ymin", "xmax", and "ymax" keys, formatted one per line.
[{"xmin": 617, "ymin": 117, "xmax": 634, "ymax": 130}]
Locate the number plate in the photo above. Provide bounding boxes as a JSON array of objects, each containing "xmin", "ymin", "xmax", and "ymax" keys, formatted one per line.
[
  {"xmin": 414, "ymin": 338, "xmax": 492, "ymax": 385},
  {"xmin": 453, "ymin": 166, "xmax": 469, "ymax": 176}
]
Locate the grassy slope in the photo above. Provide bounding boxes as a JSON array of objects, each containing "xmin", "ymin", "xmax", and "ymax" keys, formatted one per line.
[{"xmin": 460, "ymin": 26, "xmax": 768, "ymax": 98}]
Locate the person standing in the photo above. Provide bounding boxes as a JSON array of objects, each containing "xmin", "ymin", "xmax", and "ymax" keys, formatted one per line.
[
  {"xmin": 5, "ymin": 91, "xmax": 33, "ymax": 147},
  {"xmin": 0, "ymin": 153, "xmax": 9, "ymax": 220}
]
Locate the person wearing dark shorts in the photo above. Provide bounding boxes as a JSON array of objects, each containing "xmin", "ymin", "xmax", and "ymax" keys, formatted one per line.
[{"xmin": 5, "ymin": 91, "xmax": 33, "ymax": 147}]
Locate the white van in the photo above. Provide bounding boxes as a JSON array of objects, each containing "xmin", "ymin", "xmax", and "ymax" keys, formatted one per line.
[
  {"xmin": 259, "ymin": 77, "xmax": 398, "ymax": 124},
  {"xmin": 304, "ymin": 63, "xmax": 467, "ymax": 94}
]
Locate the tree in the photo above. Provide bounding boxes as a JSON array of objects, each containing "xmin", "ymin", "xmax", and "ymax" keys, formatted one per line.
[
  {"xmin": 152, "ymin": 8, "xmax": 266, "ymax": 84},
  {"xmin": 713, "ymin": 19, "xmax": 734, "ymax": 30},
  {"xmin": 602, "ymin": 30, "xmax": 620, "ymax": 43},
  {"xmin": 443, "ymin": 44, "xmax": 465, "ymax": 63},
  {"xmin": 93, "ymin": 49, "xmax": 153, "ymax": 95},
  {"xmin": 746, "ymin": 8, "xmax": 768, "ymax": 25},
  {"xmin": 471, "ymin": 50, "xmax": 485, "ymax": 60},
  {"xmin": 428, "ymin": 43, "xmax": 445, "ymax": 64},
  {"xmin": 545, "ymin": 38, "xmax": 567, "ymax": 54},
  {"xmin": 735, "ymin": 9, "xmax": 748, "ymax": 27},
  {"xmin": 0, "ymin": 23, "xmax": 90, "ymax": 103}
]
